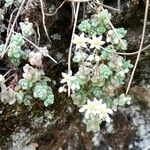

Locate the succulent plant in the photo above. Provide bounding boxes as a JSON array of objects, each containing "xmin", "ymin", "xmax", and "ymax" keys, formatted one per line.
[
  {"xmin": 33, "ymin": 83, "xmax": 48, "ymax": 100},
  {"xmin": 60, "ymin": 9, "xmax": 133, "ymax": 132},
  {"xmin": 4, "ymin": 0, "xmax": 14, "ymax": 7},
  {"xmin": 19, "ymin": 19, "xmax": 34, "ymax": 37},
  {"xmin": 19, "ymin": 78, "xmax": 33, "ymax": 90}
]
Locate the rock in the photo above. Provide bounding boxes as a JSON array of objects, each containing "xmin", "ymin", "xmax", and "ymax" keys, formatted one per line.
[{"xmin": 130, "ymin": 85, "xmax": 150, "ymax": 107}]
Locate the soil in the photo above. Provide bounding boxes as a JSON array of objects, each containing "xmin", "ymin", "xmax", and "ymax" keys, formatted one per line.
[{"xmin": 0, "ymin": 0, "xmax": 150, "ymax": 150}]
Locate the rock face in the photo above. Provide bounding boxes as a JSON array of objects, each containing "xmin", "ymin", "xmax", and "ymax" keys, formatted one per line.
[
  {"xmin": 0, "ymin": 0, "xmax": 150, "ymax": 150},
  {"xmin": 1, "ymin": 100, "xmax": 150, "ymax": 150},
  {"xmin": 130, "ymin": 86, "xmax": 150, "ymax": 107}
]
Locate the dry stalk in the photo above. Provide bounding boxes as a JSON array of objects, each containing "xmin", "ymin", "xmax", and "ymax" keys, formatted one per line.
[
  {"xmin": 39, "ymin": 0, "xmax": 51, "ymax": 43},
  {"xmin": 67, "ymin": 2, "xmax": 80, "ymax": 96},
  {"xmin": 126, "ymin": 0, "xmax": 149, "ymax": 94},
  {"xmin": 7, "ymin": 8, "xmax": 18, "ymax": 36}
]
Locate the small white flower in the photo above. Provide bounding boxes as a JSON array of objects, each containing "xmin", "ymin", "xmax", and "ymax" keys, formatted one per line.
[
  {"xmin": 60, "ymin": 71, "xmax": 74, "ymax": 85},
  {"xmin": 106, "ymin": 37, "xmax": 111, "ymax": 43},
  {"xmin": 70, "ymin": 82, "xmax": 80, "ymax": 91},
  {"xmin": 107, "ymin": 30, "xmax": 113, "ymax": 36},
  {"xmin": 58, "ymin": 86, "xmax": 67, "ymax": 93},
  {"xmin": 88, "ymin": 35, "xmax": 105, "ymax": 49},
  {"xmin": 0, "ymin": 74, "xmax": 5, "ymax": 84},
  {"xmin": 72, "ymin": 33, "xmax": 88, "ymax": 49},
  {"xmin": 23, "ymin": 64, "xmax": 33, "ymax": 80},
  {"xmin": 98, "ymin": 103, "xmax": 113, "ymax": 122},
  {"xmin": 114, "ymin": 38, "xmax": 119, "ymax": 44},
  {"xmin": 79, "ymin": 98, "xmax": 100, "ymax": 119},
  {"xmin": 79, "ymin": 98, "xmax": 113, "ymax": 122}
]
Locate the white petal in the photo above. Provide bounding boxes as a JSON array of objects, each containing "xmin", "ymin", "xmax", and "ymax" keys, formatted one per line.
[
  {"xmin": 90, "ymin": 44, "xmax": 95, "ymax": 49},
  {"xmin": 95, "ymin": 45, "xmax": 101, "ymax": 49},
  {"xmin": 106, "ymin": 37, "xmax": 111, "ymax": 43},
  {"xmin": 99, "ymin": 41, "xmax": 105, "ymax": 46},
  {"xmin": 105, "ymin": 115, "xmax": 111, "ymax": 122},
  {"xmin": 9, "ymin": 98, "xmax": 16, "ymax": 105},
  {"xmin": 58, "ymin": 87, "xmax": 64, "ymax": 93},
  {"xmin": 97, "ymin": 35, "xmax": 102, "ymax": 40},
  {"xmin": 71, "ymin": 84, "xmax": 76, "ymax": 90},
  {"xmin": 86, "ymin": 38, "xmax": 91, "ymax": 43},
  {"xmin": 82, "ymin": 43, "xmax": 87, "ymax": 48},
  {"xmin": 93, "ymin": 97, "xmax": 98, "ymax": 102},
  {"xmin": 85, "ymin": 111, "xmax": 90, "ymax": 119},
  {"xmin": 92, "ymin": 35, "xmax": 97, "ymax": 40},
  {"xmin": 62, "ymin": 72, "xmax": 67, "ymax": 78},
  {"xmin": 87, "ymin": 99, "xmax": 92, "ymax": 105},
  {"xmin": 107, "ymin": 108, "xmax": 113, "ymax": 114},
  {"xmin": 68, "ymin": 70, "xmax": 72, "ymax": 75},
  {"xmin": 76, "ymin": 45, "xmax": 81, "ymax": 49},
  {"xmin": 79, "ymin": 107, "xmax": 85, "ymax": 113},
  {"xmin": 80, "ymin": 32, "xmax": 85, "ymax": 38},
  {"xmin": 60, "ymin": 78, "xmax": 67, "ymax": 83}
]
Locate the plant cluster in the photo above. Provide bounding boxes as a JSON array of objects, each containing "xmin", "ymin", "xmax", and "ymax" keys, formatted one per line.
[
  {"xmin": 19, "ymin": 18, "xmax": 34, "ymax": 37},
  {"xmin": 0, "ymin": 0, "xmax": 133, "ymax": 133},
  {"xmin": 0, "ymin": 64, "xmax": 54, "ymax": 107},
  {"xmin": 0, "ymin": 18, "xmax": 34, "ymax": 66},
  {"xmin": 4, "ymin": 0, "xmax": 21, "ymax": 7},
  {"xmin": 0, "ymin": 5, "xmax": 54, "ymax": 107},
  {"xmin": 59, "ymin": 9, "xmax": 133, "ymax": 132},
  {"xmin": 17, "ymin": 64, "xmax": 54, "ymax": 107}
]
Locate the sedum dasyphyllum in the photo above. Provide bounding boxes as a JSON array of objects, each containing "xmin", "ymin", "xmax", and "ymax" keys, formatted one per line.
[{"xmin": 59, "ymin": 9, "xmax": 133, "ymax": 132}]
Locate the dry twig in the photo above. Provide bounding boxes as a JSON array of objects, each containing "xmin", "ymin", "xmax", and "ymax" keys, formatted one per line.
[
  {"xmin": 126, "ymin": 0, "xmax": 149, "ymax": 94},
  {"xmin": 7, "ymin": 8, "xmax": 18, "ymax": 36},
  {"xmin": 39, "ymin": 0, "xmax": 51, "ymax": 43},
  {"xmin": 67, "ymin": 2, "xmax": 80, "ymax": 96}
]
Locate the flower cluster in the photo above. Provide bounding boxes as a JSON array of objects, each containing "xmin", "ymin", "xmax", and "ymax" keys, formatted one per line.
[
  {"xmin": 59, "ymin": 71, "xmax": 80, "ymax": 93},
  {"xmin": 72, "ymin": 33, "xmax": 105, "ymax": 51},
  {"xmin": 79, "ymin": 98, "xmax": 113, "ymax": 132},
  {"xmin": 59, "ymin": 9, "xmax": 133, "ymax": 132}
]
